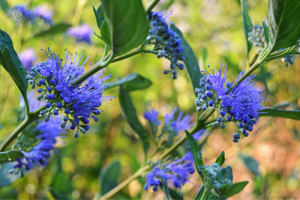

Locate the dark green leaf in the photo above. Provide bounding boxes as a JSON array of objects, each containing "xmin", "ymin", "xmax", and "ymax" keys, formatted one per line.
[
  {"xmin": 238, "ymin": 154, "xmax": 260, "ymax": 176},
  {"xmin": 100, "ymin": 0, "xmax": 149, "ymax": 56},
  {"xmin": 119, "ymin": 87, "xmax": 150, "ymax": 153},
  {"xmin": 0, "ymin": 151, "xmax": 24, "ymax": 164},
  {"xmin": 99, "ymin": 160, "xmax": 122, "ymax": 195},
  {"xmin": 0, "ymin": 0, "xmax": 9, "ymax": 12},
  {"xmin": 267, "ymin": 0, "xmax": 300, "ymax": 51},
  {"xmin": 259, "ymin": 108, "xmax": 300, "ymax": 120},
  {"xmin": 201, "ymin": 47, "xmax": 208, "ymax": 68},
  {"xmin": 0, "ymin": 162, "xmax": 23, "ymax": 187},
  {"xmin": 93, "ymin": 5, "xmax": 105, "ymax": 30},
  {"xmin": 216, "ymin": 166, "xmax": 233, "ymax": 182},
  {"xmin": 33, "ymin": 23, "xmax": 72, "ymax": 38},
  {"xmin": 216, "ymin": 181, "xmax": 248, "ymax": 198},
  {"xmin": 171, "ymin": 24, "xmax": 202, "ymax": 96},
  {"xmin": 240, "ymin": 0, "xmax": 253, "ymax": 57},
  {"xmin": 0, "ymin": 30, "xmax": 28, "ymax": 108},
  {"xmin": 185, "ymin": 130, "xmax": 204, "ymax": 180},
  {"xmin": 169, "ymin": 187, "xmax": 184, "ymax": 200},
  {"xmin": 48, "ymin": 187, "xmax": 73, "ymax": 200},
  {"xmin": 50, "ymin": 158, "xmax": 73, "ymax": 194},
  {"xmin": 262, "ymin": 19, "xmax": 269, "ymax": 45},
  {"xmin": 194, "ymin": 186, "xmax": 226, "ymax": 200},
  {"xmin": 215, "ymin": 151, "xmax": 225, "ymax": 167},
  {"xmin": 107, "ymin": 73, "xmax": 152, "ymax": 91},
  {"xmin": 158, "ymin": 175, "xmax": 170, "ymax": 200}
]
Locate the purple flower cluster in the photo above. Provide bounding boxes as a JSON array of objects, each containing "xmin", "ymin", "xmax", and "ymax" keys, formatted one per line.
[
  {"xmin": 195, "ymin": 63, "xmax": 264, "ymax": 142},
  {"xmin": 10, "ymin": 5, "xmax": 53, "ymax": 25},
  {"xmin": 67, "ymin": 24, "xmax": 93, "ymax": 44},
  {"xmin": 147, "ymin": 11, "xmax": 185, "ymax": 79},
  {"xmin": 144, "ymin": 152, "xmax": 195, "ymax": 192},
  {"xmin": 26, "ymin": 48, "xmax": 113, "ymax": 137},
  {"xmin": 19, "ymin": 48, "xmax": 36, "ymax": 71},
  {"xmin": 13, "ymin": 116, "xmax": 65, "ymax": 171}
]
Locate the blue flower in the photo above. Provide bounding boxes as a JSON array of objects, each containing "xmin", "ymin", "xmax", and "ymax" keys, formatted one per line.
[
  {"xmin": 164, "ymin": 107, "xmax": 194, "ymax": 133},
  {"xmin": 10, "ymin": 5, "xmax": 35, "ymax": 22},
  {"xmin": 144, "ymin": 152, "xmax": 195, "ymax": 192},
  {"xmin": 33, "ymin": 5, "xmax": 53, "ymax": 25},
  {"xmin": 144, "ymin": 102, "xmax": 160, "ymax": 125},
  {"xmin": 27, "ymin": 48, "xmax": 114, "ymax": 137},
  {"xmin": 19, "ymin": 48, "xmax": 36, "ymax": 71},
  {"xmin": 147, "ymin": 11, "xmax": 185, "ymax": 79},
  {"xmin": 195, "ymin": 63, "xmax": 264, "ymax": 142},
  {"xmin": 67, "ymin": 24, "xmax": 92, "ymax": 44}
]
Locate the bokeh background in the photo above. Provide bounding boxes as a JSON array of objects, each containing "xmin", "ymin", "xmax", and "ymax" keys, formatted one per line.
[{"xmin": 0, "ymin": 0, "xmax": 300, "ymax": 199}]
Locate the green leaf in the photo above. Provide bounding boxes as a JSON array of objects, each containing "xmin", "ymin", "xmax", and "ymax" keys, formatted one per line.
[
  {"xmin": 259, "ymin": 108, "xmax": 300, "ymax": 120},
  {"xmin": 0, "ymin": 150, "xmax": 24, "ymax": 164},
  {"xmin": 0, "ymin": 30, "xmax": 28, "ymax": 108},
  {"xmin": 262, "ymin": 19, "xmax": 269, "ymax": 45},
  {"xmin": 93, "ymin": 5, "xmax": 105, "ymax": 30},
  {"xmin": 100, "ymin": 0, "xmax": 149, "ymax": 56},
  {"xmin": 0, "ymin": 0, "xmax": 9, "ymax": 12},
  {"xmin": 33, "ymin": 23, "xmax": 72, "ymax": 38},
  {"xmin": 238, "ymin": 154, "xmax": 260, "ymax": 176},
  {"xmin": 107, "ymin": 73, "xmax": 152, "ymax": 91},
  {"xmin": 216, "ymin": 166, "xmax": 233, "ymax": 182},
  {"xmin": 48, "ymin": 187, "xmax": 73, "ymax": 200},
  {"xmin": 119, "ymin": 87, "xmax": 150, "ymax": 154},
  {"xmin": 216, "ymin": 181, "xmax": 249, "ymax": 198},
  {"xmin": 99, "ymin": 160, "xmax": 122, "ymax": 195},
  {"xmin": 171, "ymin": 24, "xmax": 202, "ymax": 96},
  {"xmin": 267, "ymin": 0, "xmax": 300, "ymax": 51},
  {"xmin": 240, "ymin": 0, "xmax": 253, "ymax": 57},
  {"xmin": 0, "ymin": 162, "xmax": 23, "ymax": 187},
  {"xmin": 185, "ymin": 130, "xmax": 204, "ymax": 180},
  {"xmin": 158, "ymin": 175, "xmax": 170, "ymax": 200},
  {"xmin": 194, "ymin": 186, "xmax": 226, "ymax": 200},
  {"xmin": 215, "ymin": 151, "xmax": 225, "ymax": 167},
  {"xmin": 169, "ymin": 188, "xmax": 184, "ymax": 200}
]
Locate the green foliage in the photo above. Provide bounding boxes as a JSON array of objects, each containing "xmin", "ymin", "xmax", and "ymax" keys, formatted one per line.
[
  {"xmin": 215, "ymin": 151, "xmax": 225, "ymax": 167},
  {"xmin": 33, "ymin": 23, "xmax": 72, "ymax": 38},
  {"xmin": 240, "ymin": 0, "xmax": 253, "ymax": 57},
  {"xmin": 216, "ymin": 166, "xmax": 233, "ymax": 181},
  {"xmin": 0, "ymin": 30, "xmax": 28, "ymax": 111},
  {"xmin": 238, "ymin": 154, "xmax": 260, "ymax": 176},
  {"xmin": 107, "ymin": 73, "xmax": 152, "ymax": 91},
  {"xmin": 194, "ymin": 186, "xmax": 226, "ymax": 200},
  {"xmin": 214, "ymin": 181, "xmax": 249, "ymax": 198},
  {"xmin": 119, "ymin": 87, "xmax": 150, "ymax": 154},
  {"xmin": 48, "ymin": 187, "xmax": 73, "ymax": 200},
  {"xmin": 0, "ymin": 0, "xmax": 9, "ymax": 12},
  {"xmin": 93, "ymin": 5, "xmax": 105, "ymax": 30},
  {"xmin": 100, "ymin": 0, "xmax": 149, "ymax": 56},
  {"xmin": 0, "ymin": 150, "xmax": 24, "ymax": 163},
  {"xmin": 171, "ymin": 24, "xmax": 202, "ymax": 96},
  {"xmin": 158, "ymin": 175, "xmax": 170, "ymax": 200},
  {"xmin": 99, "ymin": 160, "xmax": 122, "ymax": 195},
  {"xmin": 267, "ymin": 0, "xmax": 300, "ymax": 51},
  {"xmin": 262, "ymin": 19, "xmax": 269, "ymax": 45},
  {"xmin": 259, "ymin": 108, "xmax": 300, "ymax": 120}
]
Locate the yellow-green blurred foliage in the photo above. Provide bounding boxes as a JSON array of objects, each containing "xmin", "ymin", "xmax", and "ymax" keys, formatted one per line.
[{"xmin": 0, "ymin": 0, "xmax": 300, "ymax": 199}]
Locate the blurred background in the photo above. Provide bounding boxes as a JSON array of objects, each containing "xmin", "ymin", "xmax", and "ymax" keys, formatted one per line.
[{"xmin": 0, "ymin": 0, "xmax": 300, "ymax": 199}]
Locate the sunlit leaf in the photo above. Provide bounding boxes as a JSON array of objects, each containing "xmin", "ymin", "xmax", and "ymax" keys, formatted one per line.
[
  {"xmin": 259, "ymin": 108, "xmax": 300, "ymax": 120},
  {"xmin": 107, "ymin": 73, "xmax": 152, "ymax": 91},
  {"xmin": 99, "ymin": 160, "xmax": 122, "ymax": 195}
]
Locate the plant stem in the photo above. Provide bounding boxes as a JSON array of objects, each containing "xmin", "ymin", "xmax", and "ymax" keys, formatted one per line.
[
  {"xmin": 200, "ymin": 187, "xmax": 210, "ymax": 200},
  {"xmin": 0, "ymin": 117, "xmax": 33, "ymax": 151},
  {"xmin": 99, "ymin": 165, "xmax": 150, "ymax": 200},
  {"xmin": 145, "ymin": 0, "xmax": 161, "ymax": 14}
]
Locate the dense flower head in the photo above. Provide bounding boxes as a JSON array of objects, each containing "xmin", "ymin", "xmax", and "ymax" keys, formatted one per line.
[
  {"xmin": 26, "ymin": 47, "xmax": 113, "ymax": 137},
  {"xmin": 33, "ymin": 5, "xmax": 53, "ymax": 25},
  {"xmin": 248, "ymin": 25, "xmax": 295, "ymax": 67},
  {"xmin": 147, "ymin": 11, "xmax": 185, "ymax": 79},
  {"xmin": 195, "ymin": 63, "xmax": 264, "ymax": 142},
  {"xmin": 67, "ymin": 24, "xmax": 93, "ymax": 44},
  {"xmin": 10, "ymin": 5, "xmax": 35, "ymax": 22},
  {"xmin": 19, "ymin": 48, "xmax": 36, "ymax": 71},
  {"xmin": 144, "ymin": 152, "xmax": 195, "ymax": 192}
]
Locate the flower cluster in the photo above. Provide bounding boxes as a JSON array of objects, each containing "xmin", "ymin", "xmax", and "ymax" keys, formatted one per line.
[
  {"xmin": 67, "ymin": 24, "xmax": 93, "ymax": 44},
  {"xmin": 10, "ymin": 5, "xmax": 53, "ymax": 25},
  {"xmin": 248, "ymin": 25, "xmax": 294, "ymax": 67},
  {"xmin": 12, "ymin": 116, "xmax": 65, "ymax": 172},
  {"xmin": 147, "ymin": 11, "xmax": 185, "ymax": 79},
  {"xmin": 144, "ymin": 152, "xmax": 195, "ymax": 192},
  {"xmin": 195, "ymin": 64, "xmax": 264, "ymax": 142},
  {"xmin": 19, "ymin": 48, "xmax": 36, "ymax": 71},
  {"xmin": 26, "ymin": 48, "xmax": 113, "ymax": 137}
]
